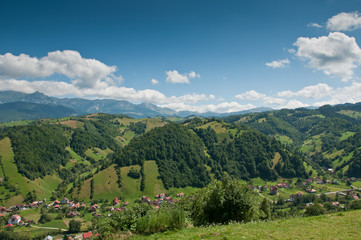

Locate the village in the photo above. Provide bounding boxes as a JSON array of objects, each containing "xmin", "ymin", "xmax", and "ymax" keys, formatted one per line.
[
  {"xmin": 1, "ymin": 176, "xmax": 361, "ymax": 239},
  {"xmin": 0, "ymin": 191, "xmax": 185, "ymax": 240}
]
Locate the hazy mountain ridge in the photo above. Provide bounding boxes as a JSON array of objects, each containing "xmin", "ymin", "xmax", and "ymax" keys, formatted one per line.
[{"xmin": 0, "ymin": 91, "xmax": 273, "ymax": 121}]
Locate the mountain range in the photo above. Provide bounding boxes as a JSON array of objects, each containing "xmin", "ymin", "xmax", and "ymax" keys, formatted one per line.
[{"xmin": 0, "ymin": 91, "xmax": 272, "ymax": 122}]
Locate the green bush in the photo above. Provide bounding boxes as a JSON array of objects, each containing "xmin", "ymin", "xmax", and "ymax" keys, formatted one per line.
[
  {"xmin": 190, "ymin": 173, "xmax": 259, "ymax": 226},
  {"xmin": 305, "ymin": 203, "xmax": 324, "ymax": 216},
  {"xmin": 136, "ymin": 206, "xmax": 185, "ymax": 234}
]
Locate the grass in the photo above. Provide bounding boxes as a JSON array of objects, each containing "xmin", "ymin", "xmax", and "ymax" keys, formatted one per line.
[
  {"xmin": 338, "ymin": 110, "xmax": 361, "ymax": 119},
  {"xmin": 39, "ymin": 219, "xmax": 68, "ymax": 229},
  {"xmin": 274, "ymin": 135, "xmax": 294, "ymax": 145},
  {"xmin": 340, "ymin": 131, "xmax": 355, "ymax": 141},
  {"xmin": 85, "ymin": 147, "xmax": 112, "ymax": 161},
  {"xmin": 130, "ymin": 210, "xmax": 361, "ymax": 240},
  {"xmin": 0, "ymin": 137, "xmax": 61, "ymax": 203},
  {"xmin": 0, "ymin": 120, "xmax": 33, "ymax": 127},
  {"xmin": 93, "ymin": 164, "xmax": 121, "ymax": 200},
  {"xmin": 20, "ymin": 208, "xmax": 41, "ymax": 223},
  {"xmin": 143, "ymin": 161, "xmax": 166, "ymax": 197},
  {"xmin": 120, "ymin": 165, "xmax": 142, "ymax": 200},
  {"xmin": 59, "ymin": 119, "xmax": 83, "ymax": 129},
  {"xmin": 72, "ymin": 178, "xmax": 91, "ymax": 201}
]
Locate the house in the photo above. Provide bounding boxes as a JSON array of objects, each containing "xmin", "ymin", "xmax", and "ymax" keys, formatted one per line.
[
  {"xmin": 270, "ymin": 186, "xmax": 278, "ymax": 195},
  {"xmin": 0, "ymin": 213, "xmax": 5, "ymax": 217},
  {"xmin": 66, "ymin": 211, "xmax": 79, "ymax": 218},
  {"xmin": 72, "ymin": 203, "xmax": 80, "ymax": 209},
  {"xmin": 53, "ymin": 205, "xmax": 60, "ymax": 209},
  {"xmin": 352, "ymin": 195, "xmax": 360, "ymax": 200},
  {"xmin": 113, "ymin": 197, "xmax": 120, "ymax": 205},
  {"xmin": 316, "ymin": 179, "xmax": 323, "ymax": 184},
  {"xmin": 83, "ymin": 232, "xmax": 93, "ymax": 239},
  {"xmin": 332, "ymin": 179, "xmax": 339, "ymax": 184},
  {"xmin": 53, "ymin": 200, "xmax": 60, "ymax": 205},
  {"xmin": 142, "ymin": 196, "xmax": 151, "ymax": 203},
  {"xmin": 306, "ymin": 188, "xmax": 317, "ymax": 193},
  {"xmin": 0, "ymin": 206, "xmax": 6, "ymax": 212},
  {"xmin": 123, "ymin": 201, "xmax": 129, "ymax": 206},
  {"xmin": 60, "ymin": 198, "xmax": 70, "ymax": 204},
  {"xmin": 8, "ymin": 214, "xmax": 21, "ymax": 225},
  {"xmin": 90, "ymin": 204, "xmax": 99, "ymax": 212},
  {"xmin": 81, "ymin": 203, "xmax": 86, "ymax": 208},
  {"xmin": 44, "ymin": 235, "xmax": 53, "ymax": 240},
  {"xmin": 331, "ymin": 201, "xmax": 340, "ymax": 206},
  {"xmin": 176, "ymin": 193, "xmax": 185, "ymax": 197},
  {"xmin": 16, "ymin": 204, "xmax": 26, "ymax": 210},
  {"xmin": 249, "ymin": 184, "xmax": 255, "ymax": 190},
  {"xmin": 307, "ymin": 178, "xmax": 313, "ymax": 184}
]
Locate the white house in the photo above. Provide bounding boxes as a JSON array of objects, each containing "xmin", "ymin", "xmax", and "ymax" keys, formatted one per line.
[
  {"xmin": 44, "ymin": 235, "xmax": 53, "ymax": 240},
  {"xmin": 8, "ymin": 214, "xmax": 21, "ymax": 225}
]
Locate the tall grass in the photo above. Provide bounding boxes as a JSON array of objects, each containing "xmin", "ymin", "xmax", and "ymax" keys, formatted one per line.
[{"xmin": 136, "ymin": 207, "xmax": 185, "ymax": 234}]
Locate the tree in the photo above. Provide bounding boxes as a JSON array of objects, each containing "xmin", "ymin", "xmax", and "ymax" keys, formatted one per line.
[
  {"xmin": 305, "ymin": 203, "xmax": 324, "ymax": 216},
  {"xmin": 68, "ymin": 220, "xmax": 81, "ymax": 233},
  {"xmin": 190, "ymin": 173, "xmax": 259, "ymax": 226},
  {"xmin": 260, "ymin": 198, "xmax": 271, "ymax": 220},
  {"xmin": 38, "ymin": 212, "xmax": 53, "ymax": 224}
]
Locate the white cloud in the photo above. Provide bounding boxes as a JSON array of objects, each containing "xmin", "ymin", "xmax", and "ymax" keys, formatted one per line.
[
  {"xmin": 165, "ymin": 70, "xmax": 200, "ymax": 84},
  {"xmin": 236, "ymin": 90, "xmax": 286, "ymax": 105},
  {"xmin": 308, "ymin": 22, "xmax": 322, "ymax": 28},
  {"xmin": 294, "ymin": 32, "xmax": 361, "ymax": 81},
  {"xmin": 280, "ymin": 100, "xmax": 309, "ymax": 109},
  {"xmin": 151, "ymin": 78, "xmax": 159, "ymax": 85},
  {"xmin": 168, "ymin": 93, "xmax": 215, "ymax": 104},
  {"xmin": 159, "ymin": 102, "xmax": 255, "ymax": 113},
  {"xmin": 263, "ymin": 97, "xmax": 286, "ymax": 105},
  {"xmin": 265, "ymin": 59, "xmax": 290, "ymax": 69},
  {"xmin": 236, "ymin": 90, "xmax": 266, "ymax": 100},
  {"xmin": 314, "ymin": 81, "xmax": 361, "ymax": 106},
  {"xmin": 327, "ymin": 12, "xmax": 361, "ymax": 31},
  {"xmin": 277, "ymin": 83, "xmax": 334, "ymax": 99},
  {"xmin": 0, "ymin": 50, "xmax": 122, "ymax": 88}
]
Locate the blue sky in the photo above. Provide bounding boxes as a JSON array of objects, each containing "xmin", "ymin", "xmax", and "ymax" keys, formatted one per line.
[{"xmin": 1, "ymin": 0, "xmax": 361, "ymax": 113}]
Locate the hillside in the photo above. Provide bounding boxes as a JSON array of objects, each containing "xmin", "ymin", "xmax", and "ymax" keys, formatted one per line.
[
  {"xmin": 0, "ymin": 113, "xmax": 309, "ymax": 206},
  {"xmin": 131, "ymin": 210, "xmax": 361, "ymax": 240},
  {"xmin": 223, "ymin": 103, "xmax": 361, "ymax": 178}
]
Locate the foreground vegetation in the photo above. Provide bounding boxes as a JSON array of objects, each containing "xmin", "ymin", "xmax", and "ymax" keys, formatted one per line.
[{"xmin": 130, "ymin": 209, "xmax": 361, "ymax": 240}]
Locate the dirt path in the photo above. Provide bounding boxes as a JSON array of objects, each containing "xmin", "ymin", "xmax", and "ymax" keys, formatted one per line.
[{"xmin": 30, "ymin": 224, "xmax": 67, "ymax": 232}]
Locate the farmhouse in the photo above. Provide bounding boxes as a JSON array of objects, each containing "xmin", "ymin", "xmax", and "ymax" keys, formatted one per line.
[
  {"xmin": 270, "ymin": 186, "xmax": 278, "ymax": 195},
  {"xmin": 8, "ymin": 214, "xmax": 21, "ymax": 225}
]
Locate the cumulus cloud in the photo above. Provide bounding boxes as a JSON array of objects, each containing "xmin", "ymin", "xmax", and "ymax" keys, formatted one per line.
[
  {"xmin": 280, "ymin": 100, "xmax": 309, "ymax": 109},
  {"xmin": 314, "ymin": 81, "xmax": 361, "ymax": 106},
  {"xmin": 294, "ymin": 32, "xmax": 361, "ymax": 81},
  {"xmin": 308, "ymin": 22, "xmax": 323, "ymax": 28},
  {"xmin": 327, "ymin": 12, "xmax": 361, "ymax": 31},
  {"xmin": 159, "ymin": 102, "xmax": 255, "ymax": 113},
  {"xmin": 0, "ymin": 50, "xmax": 122, "ymax": 88},
  {"xmin": 236, "ymin": 90, "xmax": 286, "ymax": 105},
  {"xmin": 168, "ymin": 93, "xmax": 215, "ymax": 104},
  {"xmin": 151, "ymin": 78, "xmax": 159, "ymax": 85},
  {"xmin": 236, "ymin": 90, "xmax": 266, "ymax": 100},
  {"xmin": 165, "ymin": 70, "xmax": 200, "ymax": 84},
  {"xmin": 265, "ymin": 59, "xmax": 290, "ymax": 69},
  {"xmin": 277, "ymin": 83, "xmax": 334, "ymax": 99}
]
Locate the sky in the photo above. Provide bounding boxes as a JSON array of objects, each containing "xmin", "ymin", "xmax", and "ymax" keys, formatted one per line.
[{"xmin": 1, "ymin": 0, "xmax": 361, "ymax": 113}]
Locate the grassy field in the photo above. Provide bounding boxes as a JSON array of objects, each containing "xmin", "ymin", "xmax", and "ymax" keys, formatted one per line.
[
  {"xmin": 0, "ymin": 137, "xmax": 61, "ymax": 203},
  {"xmin": 85, "ymin": 147, "xmax": 112, "ymax": 161},
  {"xmin": 120, "ymin": 165, "xmax": 142, "ymax": 200},
  {"xmin": 72, "ymin": 178, "xmax": 91, "ymax": 201},
  {"xmin": 93, "ymin": 164, "xmax": 121, "ymax": 200},
  {"xmin": 130, "ymin": 210, "xmax": 361, "ymax": 240},
  {"xmin": 143, "ymin": 161, "xmax": 166, "ymax": 197}
]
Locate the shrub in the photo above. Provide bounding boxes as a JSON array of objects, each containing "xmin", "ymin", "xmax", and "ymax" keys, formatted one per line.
[
  {"xmin": 190, "ymin": 173, "xmax": 259, "ymax": 226},
  {"xmin": 305, "ymin": 203, "xmax": 324, "ymax": 216},
  {"xmin": 68, "ymin": 219, "xmax": 81, "ymax": 233},
  {"xmin": 136, "ymin": 206, "xmax": 185, "ymax": 234}
]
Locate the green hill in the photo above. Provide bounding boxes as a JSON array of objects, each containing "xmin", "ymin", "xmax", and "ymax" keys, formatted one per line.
[{"xmin": 131, "ymin": 210, "xmax": 361, "ymax": 240}]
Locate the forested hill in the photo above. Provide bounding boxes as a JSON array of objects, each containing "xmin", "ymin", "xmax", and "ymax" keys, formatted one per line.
[
  {"xmin": 0, "ymin": 113, "xmax": 309, "ymax": 205},
  {"xmin": 222, "ymin": 103, "xmax": 361, "ymax": 178},
  {"xmin": 114, "ymin": 118, "xmax": 307, "ymax": 189}
]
